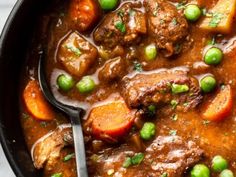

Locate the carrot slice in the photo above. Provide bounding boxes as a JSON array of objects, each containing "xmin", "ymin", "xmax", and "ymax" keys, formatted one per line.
[
  {"xmin": 69, "ymin": 0, "xmax": 100, "ymax": 31},
  {"xmin": 202, "ymin": 85, "xmax": 233, "ymax": 121},
  {"xmin": 23, "ymin": 80, "xmax": 55, "ymax": 121},
  {"xmin": 89, "ymin": 100, "xmax": 135, "ymax": 140}
]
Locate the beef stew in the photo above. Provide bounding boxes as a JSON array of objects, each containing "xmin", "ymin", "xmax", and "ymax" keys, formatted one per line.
[{"xmin": 19, "ymin": 0, "xmax": 236, "ymax": 176}]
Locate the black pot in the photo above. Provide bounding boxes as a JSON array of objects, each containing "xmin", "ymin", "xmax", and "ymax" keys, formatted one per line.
[{"xmin": 0, "ymin": 0, "xmax": 47, "ymax": 176}]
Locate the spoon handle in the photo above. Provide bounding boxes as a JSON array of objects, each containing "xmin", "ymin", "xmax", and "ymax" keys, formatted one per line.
[{"xmin": 71, "ymin": 117, "xmax": 88, "ymax": 177}]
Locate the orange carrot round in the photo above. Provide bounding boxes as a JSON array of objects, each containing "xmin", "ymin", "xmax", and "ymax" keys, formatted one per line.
[
  {"xmin": 89, "ymin": 100, "xmax": 135, "ymax": 140},
  {"xmin": 23, "ymin": 80, "xmax": 55, "ymax": 121},
  {"xmin": 202, "ymin": 85, "xmax": 233, "ymax": 121}
]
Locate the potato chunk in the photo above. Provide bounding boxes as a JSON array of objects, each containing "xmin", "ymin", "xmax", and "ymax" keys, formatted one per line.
[
  {"xmin": 199, "ymin": 0, "xmax": 236, "ymax": 33},
  {"xmin": 58, "ymin": 32, "xmax": 98, "ymax": 77}
]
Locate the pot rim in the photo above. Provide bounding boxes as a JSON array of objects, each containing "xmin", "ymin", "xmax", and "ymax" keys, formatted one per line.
[{"xmin": 0, "ymin": 0, "xmax": 25, "ymax": 176}]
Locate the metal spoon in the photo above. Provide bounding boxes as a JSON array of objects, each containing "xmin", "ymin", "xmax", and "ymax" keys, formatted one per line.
[{"xmin": 38, "ymin": 52, "xmax": 88, "ymax": 177}]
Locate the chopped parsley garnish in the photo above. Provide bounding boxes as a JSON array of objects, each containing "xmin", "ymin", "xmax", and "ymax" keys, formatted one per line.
[
  {"xmin": 115, "ymin": 20, "xmax": 126, "ymax": 33},
  {"xmin": 131, "ymin": 153, "xmax": 145, "ymax": 165},
  {"xmin": 203, "ymin": 120, "xmax": 210, "ymax": 126},
  {"xmin": 171, "ymin": 114, "xmax": 178, "ymax": 121},
  {"xmin": 161, "ymin": 172, "xmax": 168, "ymax": 177},
  {"xmin": 160, "ymin": 19, "xmax": 165, "ymax": 24},
  {"xmin": 51, "ymin": 173, "xmax": 62, "ymax": 177},
  {"xmin": 170, "ymin": 100, "xmax": 178, "ymax": 109},
  {"xmin": 123, "ymin": 157, "xmax": 132, "ymax": 168},
  {"xmin": 133, "ymin": 61, "xmax": 143, "ymax": 72},
  {"xmin": 40, "ymin": 121, "xmax": 47, "ymax": 128},
  {"xmin": 201, "ymin": 8, "xmax": 207, "ymax": 16},
  {"xmin": 65, "ymin": 43, "xmax": 82, "ymax": 56},
  {"xmin": 207, "ymin": 36, "xmax": 216, "ymax": 45},
  {"xmin": 209, "ymin": 13, "xmax": 224, "ymax": 27},
  {"xmin": 123, "ymin": 153, "xmax": 145, "ymax": 168},
  {"xmin": 117, "ymin": 10, "xmax": 125, "ymax": 18},
  {"xmin": 169, "ymin": 130, "xmax": 177, "ymax": 136},
  {"xmin": 175, "ymin": 2, "xmax": 186, "ymax": 10},
  {"xmin": 90, "ymin": 154, "xmax": 99, "ymax": 162},
  {"xmin": 63, "ymin": 153, "xmax": 75, "ymax": 162},
  {"xmin": 174, "ymin": 43, "xmax": 182, "ymax": 54},
  {"xmin": 171, "ymin": 18, "xmax": 178, "ymax": 26}
]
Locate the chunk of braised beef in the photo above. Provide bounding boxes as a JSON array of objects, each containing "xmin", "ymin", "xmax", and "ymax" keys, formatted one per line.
[
  {"xmin": 144, "ymin": 136, "xmax": 204, "ymax": 176},
  {"xmin": 93, "ymin": 2, "xmax": 146, "ymax": 48},
  {"xmin": 121, "ymin": 69, "xmax": 202, "ymax": 111},
  {"xmin": 98, "ymin": 57, "xmax": 127, "ymax": 82},
  {"xmin": 31, "ymin": 124, "xmax": 73, "ymax": 169},
  {"xmin": 57, "ymin": 32, "xmax": 98, "ymax": 77},
  {"xmin": 144, "ymin": 0, "xmax": 189, "ymax": 57},
  {"xmin": 88, "ymin": 135, "xmax": 203, "ymax": 177}
]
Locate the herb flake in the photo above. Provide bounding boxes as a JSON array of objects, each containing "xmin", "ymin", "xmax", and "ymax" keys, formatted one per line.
[
  {"xmin": 203, "ymin": 120, "xmax": 210, "ymax": 126},
  {"xmin": 63, "ymin": 153, "xmax": 75, "ymax": 162},
  {"xmin": 40, "ymin": 121, "xmax": 47, "ymax": 128},
  {"xmin": 161, "ymin": 172, "xmax": 168, "ymax": 177},
  {"xmin": 169, "ymin": 130, "xmax": 177, "ymax": 136},
  {"xmin": 51, "ymin": 173, "xmax": 62, "ymax": 177},
  {"xmin": 209, "ymin": 13, "xmax": 224, "ymax": 27},
  {"xmin": 171, "ymin": 18, "xmax": 178, "ymax": 26},
  {"xmin": 117, "ymin": 10, "xmax": 124, "ymax": 17},
  {"xmin": 170, "ymin": 100, "xmax": 178, "ymax": 109},
  {"xmin": 65, "ymin": 43, "xmax": 82, "ymax": 56},
  {"xmin": 131, "ymin": 153, "xmax": 145, "ymax": 165},
  {"xmin": 171, "ymin": 114, "xmax": 178, "ymax": 121},
  {"xmin": 207, "ymin": 36, "xmax": 216, "ymax": 45},
  {"xmin": 133, "ymin": 61, "xmax": 143, "ymax": 72},
  {"xmin": 123, "ymin": 157, "xmax": 132, "ymax": 168},
  {"xmin": 115, "ymin": 21, "xmax": 126, "ymax": 33},
  {"xmin": 175, "ymin": 2, "xmax": 186, "ymax": 10}
]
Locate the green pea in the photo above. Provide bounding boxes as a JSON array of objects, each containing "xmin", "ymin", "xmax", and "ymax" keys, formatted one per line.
[
  {"xmin": 171, "ymin": 84, "xmax": 189, "ymax": 94},
  {"xmin": 145, "ymin": 44, "xmax": 157, "ymax": 61},
  {"xmin": 200, "ymin": 76, "xmax": 216, "ymax": 93},
  {"xmin": 76, "ymin": 76, "xmax": 95, "ymax": 93},
  {"xmin": 57, "ymin": 74, "xmax": 74, "ymax": 92},
  {"xmin": 98, "ymin": 0, "xmax": 118, "ymax": 10},
  {"xmin": 220, "ymin": 169, "xmax": 235, "ymax": 177},
  {"xmin": 184, "ymin": 4, "xmax": 202, "ymax": 22},
  {"xmin": 212, "ymin": 155, "xmax": 228, "ymax": 172},
  {"xmin": 204, "ymin": 47, "xmax": 223, "ymax": 65},
  {"xmin": 191, "ymin": 164, "xmax": 210, "ymax": 177},
  {"xmin": 140, "ymin": 122, "xmax": 156, "ymax": 140}
]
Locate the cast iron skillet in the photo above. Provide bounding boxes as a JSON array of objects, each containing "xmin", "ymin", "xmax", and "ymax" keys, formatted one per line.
[{"xmin": 0, "ymin": 0, "xmax": 54, "ymax": 176}]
